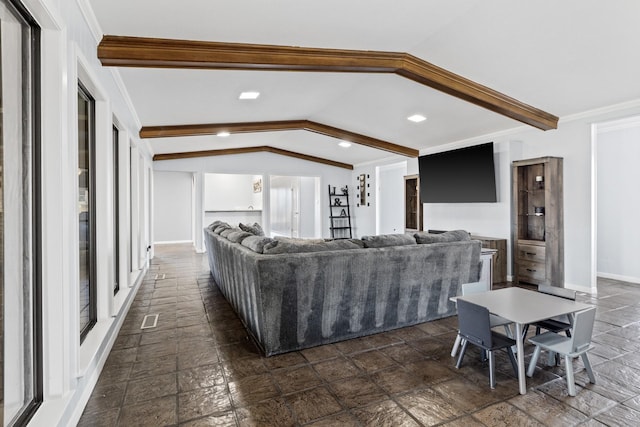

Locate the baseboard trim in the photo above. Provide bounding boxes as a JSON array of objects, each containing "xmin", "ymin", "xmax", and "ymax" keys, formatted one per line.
[
  {"xmin": 64, "ymin": 266, "xmax": 147, "ymax": 426},
  {"xmin": 564, "ymin": 281, "xmax": 596, "ymax": 295},
  {"xmin": 597, "ymin": 272, "xmax": 640, "ymax": 285}
]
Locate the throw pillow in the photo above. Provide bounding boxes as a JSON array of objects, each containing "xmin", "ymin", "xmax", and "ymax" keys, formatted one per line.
[
  {"xmin": 239, "ymin": 222, "xmax": 265, "ymax": 236},
  {"xmin": 226, "ymin": 230, "xmax": 253, "ymax": 243},
  {"xmin": 241, "ymin": 235, "xmax": 274, "ymax": 253},
  {"xmin": 208, "ymin": 220, "xmax": 225, "ymax": 230},
  {"xmin": 220, "ymin": 227, "xmax": 241, "ymax": 238},
  {"xmin": 361, "ymin": 233, "xmax": 417, "ymax": 248},
  {"xmin": 213, "ymin": 224, "xmax": 231, "ymax": 234},
  {"xmin": 414, "ymin": 230, "xmax": 471, "ymax": 244}
]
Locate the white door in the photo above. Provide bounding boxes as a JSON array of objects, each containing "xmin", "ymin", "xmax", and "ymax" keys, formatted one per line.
[
  {"xmin": 376, "ymin": 162, "xmax": 407, "ymax": 235},
  {"xmin": 270, "ymin": 176, "xmax": 300, "ymax": 237}
]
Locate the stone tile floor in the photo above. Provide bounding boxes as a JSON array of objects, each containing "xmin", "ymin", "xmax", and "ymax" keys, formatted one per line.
[{"xmin": 78, "ymin": 244, "xmax": 640, "ymax": 426}]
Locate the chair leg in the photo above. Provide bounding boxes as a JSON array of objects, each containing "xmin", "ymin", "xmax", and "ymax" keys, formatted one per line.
[
  {"xmin": 565, "ymin": 355, "xmax": 576, "ymax": 396},
  {"xmin": 489, "ymin": 351, "xmax": 496, "ymax": 389},
  {"xmin": 581, "ymin": 353, "xmax": 596, "ymax": 384},
  {"xmin": 456, "ymin": 340, "xmax": 469, "ymax": 369},
  {"xmin": 535, "ymin": 326, "xmax": 541, "ymax": 335},
  {"xmin": 522, "ymin": 324, "xmax": 529, "ymax": 338},
  {"xmin": 503, "ymin": 324, "xmax": 513, "ymax": 338},
  {"xmin": 451, "ymin": 334, "xmax": 462, "ymax": 357},
  {"xmin": 546, "ymin": 350, "xmax": 557, "ymax": 366},
  {"xmin": 506, "ymin": 347, "xmax": 518, "ymax": 377},
  {"xmin": 527, "ymin": 345, "xmax": 542, "ymax": 377}
]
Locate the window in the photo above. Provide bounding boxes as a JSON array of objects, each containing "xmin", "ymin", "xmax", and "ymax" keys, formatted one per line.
[
  {"xmin": 78, "ymin": 83, "xmax": 96, "ymax": 342},
  {"xmin": 0, "ymin": 0, "xmax": 42, "ymax": 424}
]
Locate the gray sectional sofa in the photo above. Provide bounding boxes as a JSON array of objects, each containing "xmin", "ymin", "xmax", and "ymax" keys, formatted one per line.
[{"xmin": 204, "ymin": 224, "xmax": 482, "ymax": 356}]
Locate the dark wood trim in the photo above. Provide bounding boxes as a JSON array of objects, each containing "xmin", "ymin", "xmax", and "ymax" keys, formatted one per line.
[
  {"xmin": 153, "ymin": 145, "xmax": 353, "ymax": 170},
  {"xmin": 99, "ymin": 35, "xmax": 558, "ymax": 131},
  {"xmin": 140, "ymin": 120, "xmax": 418, "ymax": 157}
]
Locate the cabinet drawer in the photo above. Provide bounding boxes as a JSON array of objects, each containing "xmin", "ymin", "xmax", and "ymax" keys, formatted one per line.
[
  {"xmin": 518, "ymin": 260, "xmax": 546, "ymax": 284},
  {"xmin": 517, "ymin": 244, "xmax": 545, "ymax": 263}
]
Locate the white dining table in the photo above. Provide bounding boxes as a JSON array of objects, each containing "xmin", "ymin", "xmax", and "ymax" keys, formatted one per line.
[{"xmin": 456, "ymin": 287, "xmax": 593, "ymax": 394}]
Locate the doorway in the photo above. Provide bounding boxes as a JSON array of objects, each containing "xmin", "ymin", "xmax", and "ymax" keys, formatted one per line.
[
  {"xmin": 592, "ymin": 116, "xmax": 640, "ymax": 292},
  {"xmin": 376, "ymin": 162, "xmax": 407, "ymax": 235},
  {"xmin": 269, "ymin": 176, "xmax": 320, "ymax": 238}
]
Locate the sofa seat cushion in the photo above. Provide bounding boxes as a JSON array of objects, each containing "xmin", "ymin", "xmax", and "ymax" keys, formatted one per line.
[
  {"xmin": 414, "ymin": 230, "xmax": 470, "ymax": 244},
  {"xmin": 241, "ymin": 235, "xmax": 274, "ymax": 253},
  {"xmin": 263, "ymin": 238, "xmax": 363, "ymax": 254},
  {"xmin": 361, "ymin": 233, "xmax": 416, "ymax": 248}
]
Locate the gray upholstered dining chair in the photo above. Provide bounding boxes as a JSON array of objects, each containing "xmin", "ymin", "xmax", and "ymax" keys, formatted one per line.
[
  {"xmin": 455, "ymin": 298, "xmax": 518, "ymax": 389},
  {"xmin": 523, "ymin": 285, "xmax": 576, "ymax": 337},
  {"xmin": 451, "ymin": 282, "xmax": 513, "ymax": 357},
  {"xmin": 526, "ymin": 306, "xmax": 597, "ymax": 396}
]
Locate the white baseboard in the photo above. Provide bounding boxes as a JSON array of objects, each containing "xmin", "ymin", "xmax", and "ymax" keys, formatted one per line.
[
  {"xmin": 154, "ymin": 240, "xmax": 193, "ymax": 244},
  {"xmin": 564, "ymin": 281, "xmax": 596, "ymax": 295},
  {"xmin": 597, "ymin": 272, "xmax": 640, "ymax": 285}
]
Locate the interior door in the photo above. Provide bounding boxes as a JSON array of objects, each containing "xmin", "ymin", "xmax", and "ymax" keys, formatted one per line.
[
  {"xmin": 269, "ymin": 176, "xmax": 299, "ymax": 237},
  {"xmin": 376, "ymin": 162, "xmax": 407, "ymax": 234}
]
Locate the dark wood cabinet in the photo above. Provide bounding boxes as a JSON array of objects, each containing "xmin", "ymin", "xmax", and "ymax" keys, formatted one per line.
[
  {"xmin": 404, "ymin": 174, "xmax": 422, "ymax": 232},
  {"xmin": 470, "ymin": 235, "xmax": 507, "ymax": 285},
  {"xmin": 512, "ymin": 157, "xmax": 564, "ymax": 286}
]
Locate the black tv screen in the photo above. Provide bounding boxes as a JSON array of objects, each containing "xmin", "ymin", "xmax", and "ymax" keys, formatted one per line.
[{"xmin": 419, "ymin": 142, "xmax": 497, "ymax": 203}]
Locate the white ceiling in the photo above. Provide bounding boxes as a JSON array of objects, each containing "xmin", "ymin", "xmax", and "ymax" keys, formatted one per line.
[{"xmin": 88, "ymin": 0, "xmax": 640, "ymax": 166}]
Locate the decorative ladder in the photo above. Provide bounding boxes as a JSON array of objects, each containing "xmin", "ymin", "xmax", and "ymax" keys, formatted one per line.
[{"xmin": 328, "ymin": 185, "xmax": 353, "ymax": 239}]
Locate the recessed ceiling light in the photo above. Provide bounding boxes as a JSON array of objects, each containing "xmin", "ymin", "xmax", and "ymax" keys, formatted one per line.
[
  {"xmin": 217, "ymin": 131, "xmax": 230, "ymax": 137},
  {"xmin": 338, "ymin": 141, "xmax": 352, "ymax": 148},
  {"xmin": 407, "ymin": 114, "xmax": 427, "ymax": 123},
  {"xmin": 239, "ymin": 91, "xmax": 260, "ymax": 100}
]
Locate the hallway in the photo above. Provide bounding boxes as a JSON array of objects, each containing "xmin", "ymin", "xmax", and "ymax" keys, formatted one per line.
[{"xmin": 78, "ymin": 244, "xmax": 640, "ymax": 426}]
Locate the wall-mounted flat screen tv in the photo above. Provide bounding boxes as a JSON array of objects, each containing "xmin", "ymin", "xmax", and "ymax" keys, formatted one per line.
[{"xmin": 419, "ymin": 142, "xmax": 497, "ymax": 203}]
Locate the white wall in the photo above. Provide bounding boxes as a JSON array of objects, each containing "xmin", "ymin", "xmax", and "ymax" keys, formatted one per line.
[
  {"xmin": 353, "ymin": 102, "xmax": 640, "ymax": 293},
  {"xmin": 153, "ymin": 171, "xmax": 193, "ymax": 243},
  {"xmin": 154, "ymin": 152, "xmax": 351, "ymax": 242},
  {"xmin": 596, "ymin": 117, "xmax": 640, "ymax": 283},
  {"xmin": 204, "ymin": 173, "xmax": 263, "ymax": 211},
  {"xmin": 22, "ymin": 0, "xmax": 153, "ymax": 425}
]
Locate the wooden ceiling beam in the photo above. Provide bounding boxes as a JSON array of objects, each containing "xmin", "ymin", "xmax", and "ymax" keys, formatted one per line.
[
  {"xmin": 152, "ymin": 145, "xmax": 353, "ymax": 170},
  {"xmin": 99, "ymin": 35, "xmax": 558, "ymax": 131},
  {"xmin": 140, "ymin": 119, "xmax": 418, "ymax": 157}
]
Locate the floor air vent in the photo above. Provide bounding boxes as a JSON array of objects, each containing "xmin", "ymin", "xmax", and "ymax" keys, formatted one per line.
[{"xmin": 141, "ymin": 314, "xmax": 159, "ymax": 329}]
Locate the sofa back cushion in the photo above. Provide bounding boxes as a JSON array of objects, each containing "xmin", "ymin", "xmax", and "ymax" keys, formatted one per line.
[
  {"xmin": 263, "ymin": 238, "xmax": 363, "ymax": 254},
  {"xmin": 241, "ymin": 235, "xmax": 274, "ymax": 253},
  {"xmin": 361, "ymin": 233, "xmax": 416, "ymax": 248},
  {"xmin": 414, "ymin": 230, "xmax": 470, "ymax": 244}
]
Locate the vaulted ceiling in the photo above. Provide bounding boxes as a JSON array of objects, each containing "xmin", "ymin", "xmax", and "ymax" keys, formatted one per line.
[{"xmin": 87, "ymin": 0, "xmax": 640, "ymax": 167}]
